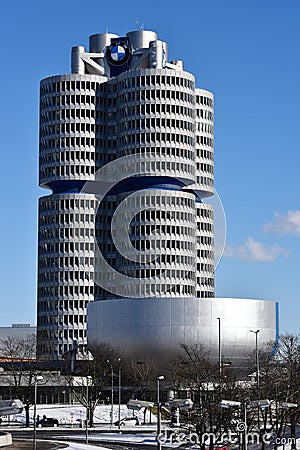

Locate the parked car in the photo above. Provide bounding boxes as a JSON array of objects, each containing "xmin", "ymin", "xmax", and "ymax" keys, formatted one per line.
[
  {"xmin": 114, "ymin": 417, "xmax": 140, "ymax": 426},
  {"xmin": 37, "ymin": 417, "xmax": 59, "ymax": 427}
]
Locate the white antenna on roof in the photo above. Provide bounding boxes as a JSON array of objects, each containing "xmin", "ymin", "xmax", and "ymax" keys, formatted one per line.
[{"xmin": 136, "ymin": 19, "xmax": 144, "ymax": 30}]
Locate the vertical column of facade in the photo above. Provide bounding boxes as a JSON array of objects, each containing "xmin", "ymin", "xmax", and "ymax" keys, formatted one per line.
[
  {"xmin": 96, "ymin": 69, "xmax": 198, "ymax": 299},
  {"xmin": 38, "ymin": 74, "xmax": 105, "ymax": 358},
  {"xmin": 38, "ymin": 194, "xmax": 96, "ymax": 356},
  {"xmin": 194, "ymin": 89, "xmax": 215, "ymax": 298}
]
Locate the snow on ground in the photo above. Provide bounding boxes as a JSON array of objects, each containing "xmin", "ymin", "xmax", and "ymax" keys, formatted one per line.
[
  {"xmin": 7, "ymin": 404, "xmax": 179, "ymax": 448},
  {"xmin": 11, "ymin": 403, "xmax": 155, "ymax": 426},
  {"xmin": 55, "ymin": 441, "xmax": 109, "ymax": 450},
  {"xmin": 77, "ymin": 432, "xmax": 182, "ymax": 447},
  {"xmin": 277, "ymin": 438, "xmax": 300, "ymax": 450},
  {"xmin": 60, "ymin": 442, "xmax": 111, "ymax": 449}
]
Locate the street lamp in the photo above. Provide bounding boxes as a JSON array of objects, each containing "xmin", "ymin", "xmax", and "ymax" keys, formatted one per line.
[
  {"xmin": 107, "ymin": 360, "xmax": 114, "ymax": 428},
  {"xmin": 217, "ymin": 317, "xmax": 222, "ymax": 384},
  {"xmin": 250, "ymin": 329, "xmax": 260, "ymax": 389},
  {"xmin": 85, "ymin": 376, "xmax": 91, "ymax": 445},
  {"xmin": 117, "ymin": 358, "xmax": 121, "ymax": 431},
  {"xmin": 157, "ymin": 375, "xmax": 164, "ymax": 450},
  {"xmin": 33, "ymin": 375, "xmax": 43, "ymax": 450}
]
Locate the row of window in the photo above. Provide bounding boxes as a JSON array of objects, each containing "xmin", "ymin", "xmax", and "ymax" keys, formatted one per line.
[
  {"xmin": 197, "ymin": 276, "xmax": 215, "ymax": 287},
  {"xmin": 40, "ymin": 94, "xmax": 95, "ymax": 109},
  {"xmin": 126, "ymin": 194, "xmax": 194, "ymax": 209},
  {"xmin": 197, "ymin": 291, "xmax": 214, "ymax": 298},
  {"xmin": 39, "ymin": 159, "xmax": 195, "ymax": 180},
  {"xmin": 40, "ymin": 150, "xmax": 94, "ymax": 164},
  {"xmin": 38, "ymin": 299, "xmax": 89, "ymax": 312},
  {"xmin": 129, "ymin": 224, "xmax": 195, "ymax": 236},
  {"xmin": 197, "ymin": 236, "xmax": 214, "ymax": 246},
  {"xmin": 197, "ymin": 207, "xmax": 214, "ymax": 219},
  {"xmin": 39, "ymin": 227, "xmax": 94, "ymax": 239},
  {"xmin": 119, "ymin": 117, "xmax": 194, "ymax": 132},
  {"xmin": 118, "ymin": 146, "xmax": 195, "ymax": 160},
  {"xmin": 40, "ymin": 136, "xmax": 95, "ymax": 150},
  {"xmin": 39, "ymin": 256, "xmax": 94, "ymax": 268},
  {"xmin": 38, "ymin": 315, "xmax": 86, "ymax": 327},
  {"xmin": 39, "ymin": 241, "xmax": 94, "ymax": 254},
  {"xmin": 118, "ymin": 268, "xmax": 195, "ymax": 279},
  {"xmin": 196, "ymin": 263, "xmax": 214, "ymax": 273},
  {"xmin": 196, "ymin": 122, "xmax": 214, "ymax": 134},
  {"xmin": 40, "ymin": 198, "xmax": 96, "ymax": 212},
  {"xmin": 41, "ymin": 80, "xmax": 98, "ymax": 94},
  {"xmin": 41, "ymin": 122, "xmax": 95, "ymax": 136},
  {"xmin": 197, "ymin": 249, "xmax": 214, "ymax": 259},
  {"xmin": 130, "ymin": 239, "xmax": 194, "ymax": 251},
  {"xmin": 198, "ymin": 222, "xmax": 214, "ymax": 232},
  {"xmin": 115, "ymin": 283, "xmax": 195, "ymax": 296},
  {"xmin": 40, "ymin": 213, "xmax": 94, "ymax": 225},
  {"xmin": 196, "ymin": 148, "xmax": 213, "ymax": 160},
  {"xmin": 40, "ymin": 119, "xmax": 211, "ymax": 141},
  {"xmin": 196, "ymin": 95, "xmax": 213, "ymax": 107},
  {"xmin": 40, "ymin": 165, "xmax": 95, "ymax": 180},
  {"xmin": 119, "ymin": 132, "xmax": 194, "ymax": 146},
  {"xmin": 118, "ymin": 103, "xmax": 194, "ymax": 118},
  {"xmin": 38, "ymin": 284, "xmax": 94, "ymax": 298},
  {"xmin": 195, "ymin": 135, "xmax": 214, "ymax": 147},
  {"xmin": 117, "ymin": 253, "xmax": 195, "ymax": 266},
  {"xmin": 198, "ymin": 176, "xmax": 214, "ymax": 187},
  {"xmin": 40, "ymin": 90, "xmax": 199, "ymax": 114},
  {"xmin": 41, "ymin": 108, "xmax": 94, "ymax": 122},
  {"xmin": 39, "ymin": 270, "xmax": 92, "ymax": 283},
  {"xmin": 118, "ymin": 74, "xmax": 194, "ymax": 90},
  {"xmin": 118, "ymin": 89, "xmax": 194, "ymax": 104},
  {"xmin": 196, "ymin": 109, "xmax": 213, "ymax": 120},
  {"xmin": 197, "ymin": 162, "xmax": 214, "ymax": 175},
  {"xmin": 133, "ymin": 209, "xmax": 194, "ymax": 222}
]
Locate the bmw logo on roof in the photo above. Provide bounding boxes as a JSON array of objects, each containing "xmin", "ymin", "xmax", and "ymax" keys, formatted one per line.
[{"xmin": 106, "ymin": 41, "xmax": 131, "ymax": 66}]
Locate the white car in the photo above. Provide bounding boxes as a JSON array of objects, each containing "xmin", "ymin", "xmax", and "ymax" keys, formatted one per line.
[{"xmin": 114, "ymin": 417, "xmax": 140, "ymax": 426}]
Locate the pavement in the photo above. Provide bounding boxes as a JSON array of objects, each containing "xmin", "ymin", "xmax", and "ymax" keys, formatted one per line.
[{"xmin": 7, "ymin": 441, "xmax": 68, "ymax": 449}]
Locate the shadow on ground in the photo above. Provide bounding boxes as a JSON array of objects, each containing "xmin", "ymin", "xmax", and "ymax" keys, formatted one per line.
[{"xmin": 9, "ymin": 440, "xmax": 68, "ymax": 449}]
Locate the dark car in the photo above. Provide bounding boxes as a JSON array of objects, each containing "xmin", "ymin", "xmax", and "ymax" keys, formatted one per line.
[{"xmin": 37, "ymin": 417, "xmax": 59, "ymax": 427}]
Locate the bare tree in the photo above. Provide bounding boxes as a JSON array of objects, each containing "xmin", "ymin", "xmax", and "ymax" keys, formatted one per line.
[
  {"xmin": 169, "ymin": 343, "xmax": 220, "ymax": 447},
  {"xmin": 269, "ymin": 334, "xmax": 300, "ymax": 450},
  {"xmin": 65, "ymin": 342, "xmax": 119, "ymax": 427},
  {"xmin": 0, "ymin": 334, "xmax": 42, "ymax": 426},
  {"xmin": 127, "ymin": 357, "xmax": 157, "ymax": 400},
  {"xmin": 249, "ymin": 334, "xmax": 300, "ymax": 450}
]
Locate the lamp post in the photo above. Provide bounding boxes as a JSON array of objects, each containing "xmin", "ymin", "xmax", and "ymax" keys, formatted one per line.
[
  {"xmin": 250, "ymin": 329, "xmax": 260, "ymax": 389},
  {"xmin": 117, "ymin": 358, "xmax": 121, "ymax": 431},
  {"xmin": 157, "ymin": 375, "xmax": 164, "ymax": 450},
  {"xmin": 217, "ymin": 317, "xmax": 222, "ymax": 384},
  {"xmin": 107, "ymin": 360, "xmax": 114, "ymax": 428},
  {"xmin": 33, "ymin": 375, "xmax": 43, "ymax": 450},
  {"xmin": 85, "ymin": 376, "xmax": 90, "ymax": 445}
]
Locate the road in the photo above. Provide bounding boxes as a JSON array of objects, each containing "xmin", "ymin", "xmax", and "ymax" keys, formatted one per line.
[{"xmin": 9, "ymin": 428, "xmax": 161, "ymax": 450}]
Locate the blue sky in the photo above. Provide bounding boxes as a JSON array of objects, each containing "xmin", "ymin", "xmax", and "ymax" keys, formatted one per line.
[{"xmin": 0, "ymin": 0, "xmax": 299, "ymax": 333}]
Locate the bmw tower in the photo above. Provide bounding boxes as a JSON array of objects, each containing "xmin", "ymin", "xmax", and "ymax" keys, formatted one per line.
[{"xmin": 37, "ymin": 29, "xmax": 278, "ymax": 365}]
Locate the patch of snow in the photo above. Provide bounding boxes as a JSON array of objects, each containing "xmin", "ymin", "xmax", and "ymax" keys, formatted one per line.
[
  {"xmin": 11, "ymin": 403, "xmax": 155, "ymax": 426},
  {"xmin": 61, "ymin": 442, "xmax": 111, "ymax": 450}
]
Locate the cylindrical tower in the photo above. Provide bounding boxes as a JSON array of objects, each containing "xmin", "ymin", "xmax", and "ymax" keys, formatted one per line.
[{"xmin": 38, "ymin": 74, "xmax": 106, "ymax": 358}]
